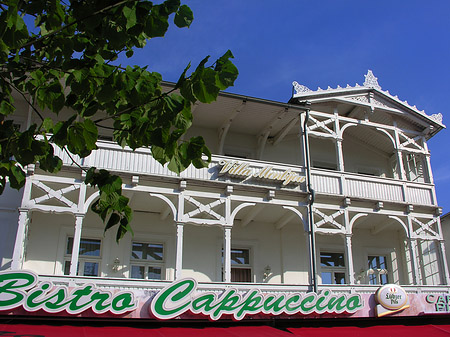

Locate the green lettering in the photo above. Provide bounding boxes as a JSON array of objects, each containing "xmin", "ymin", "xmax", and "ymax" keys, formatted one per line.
[
  {"xmin": 0, "ymin": 271, "xmax": 36, "ymax": 310},
  {"xmin": 212, "ymin": 289, "xmax": 241, "ymax": 319},
  {"xmin": 316, "ymin": 290, "xmax": 330, "ymax": 312},
  {"xmin": 192, "ymin": 293, "xmax": 217, "ymax": 312},
  {"xmin": 346, "ymin": 295, "xmax": 363, "ymax": 312},
  {"xmin": 151, "ymin": 278, "xmax": 195, "ymax": 319},
  {"xmin": 285, "ymin": 294, "xmax": 302, "ymax": 312},
  {"xmin": 68, "ymin": 285, "xmax": 95, "ymax": 312},
  {"xmin": 111, "ymin": 292, "xmax": 136, "ymax": 314},
  {"xmin": 263, "ymin": 294, "xmax": 286, "ymax": 313},
  {"xmin": 236, "ymin": 290, "xmax": 263, "ymax": 318},
  {"xmin": 327, "ymin": 296, "xmax": 346, "ymax": 311},
  {"xmin": 91, "ymin": 292, "xmax": 111, "ymax": 313},
  {"xmin": 300, "ymin": 294, "xmax": 316, "ymax": 313}
]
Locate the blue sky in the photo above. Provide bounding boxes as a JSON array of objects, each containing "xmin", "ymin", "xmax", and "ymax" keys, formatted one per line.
[{"xmin": 120, "ymin": 0, "xmax": 450, "ymax": 213}]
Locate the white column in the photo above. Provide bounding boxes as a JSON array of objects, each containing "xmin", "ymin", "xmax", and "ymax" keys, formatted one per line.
[
  {"xmin": 175, "ymin": 222, "xmax": 184, "ymax": 279},
  {"xmin": 393, "ymin": 125, "xmax": 407, "ymax": 180},
  {"xmin": 69, "ymin": 214, "xmax": 84, "ymax": 276},
  {"xmin": 336, "ymin": 139, "xmax": 345, "ymax": 172},
  {"xmin": 223, "ymin": 226, "xmax": 232, "ymax": 283},
  {"xmin": 344, "ymin": 234, "xmax": 355, "ymax": 285},
  {"xmin": 438, "ymin": 240, "xmax": 450, "ymax": 285},
  {"xmin": 408, "ymin": 238, "xmax": 422, "ymax": 285},
  {"xmin": 334, "ymin": 111, "xmax": 345, "ymax": 172},
  {"xmin": 11, "ymin": 209, "xmax": 30, "ymax": 270}
]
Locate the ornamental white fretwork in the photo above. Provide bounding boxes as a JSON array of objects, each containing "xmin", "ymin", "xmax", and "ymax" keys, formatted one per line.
[
  {"xmin": 411, "ymin": 217, "xmax": 439, "ymax": 239},
  {"xmin": 313, "ymin": 208, "xmax": 345, "ymax": 234},
  {"xmin": 292, "ymin": 81, "xmax": 312, "ymax": 94},
  {"xmin": 430, "ymin": 113, "xmax": 443, "ymax": 124},
  {"xmin": 184, "ymin": 196, "xmax": 226, "ymax": 224},
  {"xmin": 29, "ymin": 181, "xmax": 80, "ymax": 209},
  {"xmin": 363, "ymin": 70, "xmax": 381, "ymax": 90},
  {"xmin": 307, "ymin": 115, "xmax": 336, "ymax": 138},
  {"xmin": 398, "ymin": 131, "xmax": 426, "ymax": 154}
]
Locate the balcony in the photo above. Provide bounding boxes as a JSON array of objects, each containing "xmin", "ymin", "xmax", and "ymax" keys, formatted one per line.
[{"xmin": 52, "ymin": 141, "xmax": 436, "ymax": 207}]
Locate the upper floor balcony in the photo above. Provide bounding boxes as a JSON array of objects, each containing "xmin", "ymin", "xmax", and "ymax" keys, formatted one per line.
[{"xmin": 52, "ymin": 140, "xmax": 437, "ymax": 208}]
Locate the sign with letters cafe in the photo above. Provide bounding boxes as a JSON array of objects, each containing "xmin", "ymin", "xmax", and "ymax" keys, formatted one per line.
[{"xmin": 0, "ymin": 270, "xmax": 449, "ymax": 320}]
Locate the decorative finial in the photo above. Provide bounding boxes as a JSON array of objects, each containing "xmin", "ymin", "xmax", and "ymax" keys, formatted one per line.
[
  {"xmin": 292, "ymin": 81, "xmax": 312, "ymax": 94},
  {"xmin": 363, "ymin": 70, "xmax": 381, "ymax": 90}
]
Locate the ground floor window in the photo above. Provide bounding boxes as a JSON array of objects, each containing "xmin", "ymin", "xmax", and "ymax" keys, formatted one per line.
[
  {"xmin": 230, "ymin": 248, "xmax": 252, "ymax": 282},
  {"xmin": 130, "ymin": 242, "xmax": 164, "ymax": 280},
  {"xmin": 63, "ymin": 237, "xmax": 101, "ymax": 276},
  {"xmin": 368, "ymin": 255, "xmax": 389, "ymax": 285},
  {"xmin": 320, "ymin": 252, "xmax": 346, "ymax": 284}
]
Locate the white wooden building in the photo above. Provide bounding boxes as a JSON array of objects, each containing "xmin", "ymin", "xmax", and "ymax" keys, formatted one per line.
[{"xmin": 1, "ymin": 71, "xmax": 449, "ymax": 326}]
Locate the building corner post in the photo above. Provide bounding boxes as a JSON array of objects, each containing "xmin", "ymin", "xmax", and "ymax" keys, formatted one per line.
[
  {"xmin": 11, "ymin": 209, "xmax": 31, "ymax": 270},
  {"xmin": 175, "ymin": 222, "xmax": 184, "ymax": 280},
  {"xmin": 69, "ymin": 214, "xmax": 85, "ymax": 276}
]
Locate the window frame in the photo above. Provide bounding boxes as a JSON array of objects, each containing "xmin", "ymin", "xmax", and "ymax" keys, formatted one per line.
[
  {"xmin": 230, "ymin": 247, "xmax": 252, "ymax": 282},
  {"xmin": 367, "ymin": 254, "xmax": 389, "ymax": 285},
  {"xmin": 129, "ymin": 241, "xmax": 165, "ymax": 280},
  {"xmin": 63, "ymin": 236, "xmax": 102, "ymax": 277},
  {"xmin": 319, "ymin": 251, "xmax": 347, "ymax": 285}
]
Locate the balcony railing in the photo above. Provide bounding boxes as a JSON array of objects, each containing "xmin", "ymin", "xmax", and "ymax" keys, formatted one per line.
[
  {"xmin": 53, "ymin": 141, "xmax": 436, "ymax": 206},
  {"xmin": 40, "ymin": 274, "xmax": 449, "ymax": 295}
]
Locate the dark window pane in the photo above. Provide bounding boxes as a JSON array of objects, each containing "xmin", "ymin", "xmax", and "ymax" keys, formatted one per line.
[
  {"xmin": 335, "ymin": 272, "xmax": 346, "ymax": 284},
  {"xmin": 66, "ymin": 237, "xmax": 73, "ymax": 255},
  {"xmin": 320, "ymin": 252, "xmax": 345, "ymax": 267},
  {"xmin": 79, "ymin": 239, "xmax": 101, "ymax": 256},
  {"xmin": 66, "ymin": 237, "xmax": 101, "ymax": 256},
  {"xmin": 64, "ymin": 261, "xmax": 71, "ymax": 275},
  {"xmin": 83, "ymin": 262, "xmax": 98, "ymax": 276},
  {"xmin": 148, "ymin": 266, "xmax": 162, "ymax": 280},
  {"xmin": 231, "ymin": 249, "xmax": 249, "ymax": 265},
  {"xmin": 131, "ymin": 265, "xmax": 145, "ymax": 279},
  {"xmin": 132, "ymin": 243, "xmax": 163, "ymax": 261}
]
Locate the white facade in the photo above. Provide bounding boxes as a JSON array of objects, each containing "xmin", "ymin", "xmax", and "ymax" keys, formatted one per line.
[{"xmin": 1, "ymin": 71, "xmax": 449, "ymax": 320}]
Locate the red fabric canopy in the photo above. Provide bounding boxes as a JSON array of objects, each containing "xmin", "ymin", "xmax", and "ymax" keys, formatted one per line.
[
  {"xmin": 288, "ymin": 324, "xmax": 450, "ymax": 337},
  {"xmin": 0, "ymin": 324, "xmax": 293, "ymax": 337}
]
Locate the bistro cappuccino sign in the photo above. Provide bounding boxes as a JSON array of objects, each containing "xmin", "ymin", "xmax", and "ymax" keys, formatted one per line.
[
  {"xmin": 0, "ymin": 271, "xmax": 364, "ymax": 319},
  {"xmin": 218, "ymin": 160, "xmax": 306, "ymax": 186}
]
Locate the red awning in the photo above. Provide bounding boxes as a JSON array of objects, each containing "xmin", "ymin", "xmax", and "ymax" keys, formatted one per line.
[
  {"xmin": 288, "ymin": 325, "xmax": 450, "ymax": 337},
  {"xmin": 0, "ymin": 324, "xmax": 293, "ymax": 337}
]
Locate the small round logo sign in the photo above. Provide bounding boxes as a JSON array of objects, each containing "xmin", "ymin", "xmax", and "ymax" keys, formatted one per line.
[{"xmin": 376, "ymin": 284, "xmax": 408, "ymax": 310}]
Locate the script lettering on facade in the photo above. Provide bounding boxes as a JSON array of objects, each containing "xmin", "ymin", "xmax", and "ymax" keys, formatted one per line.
[
  {"xmin": 150, "ymin": 278, "xmax": 364, "ymax": 320},
  {"xmin": 0, "ymin": 271, "xmax": 137, "ymax": 315},
  {"xmin": 218, "ymin": 160, "xmax": 306, "ymax": 186}
]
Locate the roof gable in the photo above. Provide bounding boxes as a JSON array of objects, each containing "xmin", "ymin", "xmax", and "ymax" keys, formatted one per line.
[{"xmin": 291, "ymin": 70, "xmax": 444, "ymax": 133}]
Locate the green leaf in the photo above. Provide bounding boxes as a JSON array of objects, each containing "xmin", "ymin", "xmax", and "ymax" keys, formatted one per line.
[
  {"xmin": 0, "ymin": 100, "xmax": 15, "ymax": 116},
  {"xmin": 174, "ymin": 5, "xmax": 193, "ymax": 28},
  {"xmin": 193, "ymin": 67, "xmax": 220, "ymax": 103},
  {"xmin": 123, "ymin": 6, "xmax": 137, "ymax": 30},
  {"xmin": 215, "ymin": 50, "xmax": 239, "ymax": 89},
  {"xmin": 105, "ymin": 213, "xmax": 121, "ymax": 232}
]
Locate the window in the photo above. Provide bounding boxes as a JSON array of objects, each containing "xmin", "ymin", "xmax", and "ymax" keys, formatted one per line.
[
  {"xmin": 320, "ymin": 252, "xmax": 346, "ymax": 284},
  {"xmin": 64, "ymin": 237, "xmax": 101, "ymax": 276},
  {"xmin": 130, "ymin": 242, "xmax": 164, "ymax": 280},
  {"xmin": 368, "ymin": 255, "xmax": 389, "ymax": 285},
  {"xmin": 229, "ymin": 248, "xmax": 252, "ymax": 282}
]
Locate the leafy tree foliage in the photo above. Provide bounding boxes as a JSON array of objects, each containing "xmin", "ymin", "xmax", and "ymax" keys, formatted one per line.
[{"xmin": 0, "ymin": 0, "xmax": 238, "ymax": 241}]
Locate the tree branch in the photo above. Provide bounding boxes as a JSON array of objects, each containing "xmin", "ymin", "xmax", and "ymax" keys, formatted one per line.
[
  {"xmin": 19, "ymin": 0, "xmax": 139, "ymax": 50},
  {"xmin": 0, "ymin": 73, "xmax": 45, "ymax": 121}
]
